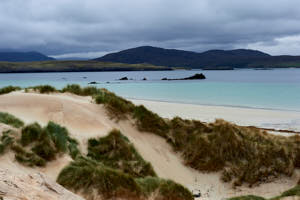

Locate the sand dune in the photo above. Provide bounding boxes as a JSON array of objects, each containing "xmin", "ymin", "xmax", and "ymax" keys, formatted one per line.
[{"xmin": 0, "ymin": 91, "xmax": 299, "ymax": 199}]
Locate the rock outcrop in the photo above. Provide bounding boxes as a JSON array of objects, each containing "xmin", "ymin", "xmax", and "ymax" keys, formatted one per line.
[{"xmin": 0, "ymin": 168, "xmax": 84, "ymax": 200}]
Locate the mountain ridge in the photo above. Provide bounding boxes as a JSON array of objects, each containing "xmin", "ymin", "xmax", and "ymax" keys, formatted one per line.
[
  {"xmin": 0, "ymin": 51, "xmax": 55, "ymax": 62},
  {"xmin": 94, "ymin": 46, "xmax": 300, "ymax": 68}
]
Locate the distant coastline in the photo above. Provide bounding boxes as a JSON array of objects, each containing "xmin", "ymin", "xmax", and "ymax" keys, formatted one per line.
[{"xmin": 0, "ymin": 60, "xmax": 172, "ymax": 73}]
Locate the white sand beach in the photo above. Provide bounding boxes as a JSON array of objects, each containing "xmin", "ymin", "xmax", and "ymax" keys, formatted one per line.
[{"xmin": 0, "ymin": 91, "xmax": 299, "ymax": 200}]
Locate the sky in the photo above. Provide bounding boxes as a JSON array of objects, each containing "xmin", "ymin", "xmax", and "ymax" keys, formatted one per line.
[{"xmin": 1, "ymin": 0, "xmax": 300, "ymax": 59}]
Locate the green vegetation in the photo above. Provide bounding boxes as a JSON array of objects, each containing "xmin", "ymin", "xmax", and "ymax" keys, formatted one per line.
[
  {"xmin": 0, "ymin": 114, "xmax": 80, "ymax": 167},
  {"xmin": 0, "ymin": 112, "xmax": 24, "ymax": 128},
  {"xmin": 87, "ymin": 129, "xmax": 156, "ymax": 178},
  {"xmin": 133, "ymin": 105, "xmax": 170, "ymax": 137},
  {"xmin": 58, "ymin": 128, "xmax": 192, "ymax": 200},
  {"xmin": 228, "ymin": 196, "xmax": 266, "ymax": 200},
  {"xmin": 0, "ymin": 85, "xmax": 21, "ymax": 95},
  {"xmin": 228, "ymin": 185, "xmax": 300, "ymax": 200},
  {"xmin": 0, "ymin": 130, "xmax": 16, "ymax": 154},
  {"xmin": 57, "ymin": 156, "xmax": 193, "ymax": 200},
  {"xmin": 0, "ymin": 60, "xmax": 171, "ymax": 73},
  {"xmin": 11, "ymin": 144, "xmax": 46, "ymax": 167},
  {"xmin": 61, "ymin": 84, "xmax": 98, "ymax": 96},
  {"xmin": 30, "ymin": 85, "xmax": 57, "ymax": 93},
  {"xmin": 94, "ymin": 88, "xmax": 135, "ymax": 119}
]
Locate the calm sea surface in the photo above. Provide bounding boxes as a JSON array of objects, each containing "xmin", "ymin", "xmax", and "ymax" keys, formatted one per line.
[{"xmin": 0, "ymin": 68, "xmax": 299, "ymax": 111}]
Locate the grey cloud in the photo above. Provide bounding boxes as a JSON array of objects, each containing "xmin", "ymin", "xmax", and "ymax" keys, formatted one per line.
[{"xmin": 1, "ymin": 0, "xmax": 300, "ymax": 58}]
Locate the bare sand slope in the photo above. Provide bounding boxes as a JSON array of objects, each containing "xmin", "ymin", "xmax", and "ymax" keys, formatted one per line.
[{"xmin": 0, "ymin": 91, "xmax": 299, "ymax": 199}]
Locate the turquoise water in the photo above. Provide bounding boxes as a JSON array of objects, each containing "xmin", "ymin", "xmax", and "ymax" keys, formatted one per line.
[{"xmin": 0, "ymin": 69, "xmax": 299, "ymax": 111}]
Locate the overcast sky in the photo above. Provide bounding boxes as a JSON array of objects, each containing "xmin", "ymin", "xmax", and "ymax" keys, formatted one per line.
[{"xmin": 1, "ymin": 0, "xmax": 300, "ymax": 58}]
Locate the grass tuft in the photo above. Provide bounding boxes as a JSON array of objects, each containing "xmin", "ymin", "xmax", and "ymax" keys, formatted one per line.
[
  {"xmin": 0, "ymin": 86, "xmax": 21, "ymax": 95},
  {"xmin": 57, "ymin": 156, "xmax": 193, "ymax": 200},
  {"xmin": 30, "ymin": 85, "xmax": 57, "ymax": 93},
  {"xmin": 57, "ymin": 156, "xmax": 142, "ymax": 199},
  {"xmin": 11, "ymin": 144, "xmax": 46, "ymax": 167},
  {"xmin": 133, "ymin": 105, "xmax": 170, "ymax": 137},
  {"xmin": 87, "ymin": 129, "xmax": 156, "ymax": 178},
  {"xmin": 21, "ymin": 122, "xmax": 43, "ymax": 146},
  {"xmin": 0, "ymin": 112, "xmax": 24, "ymax": 128},
  {"xmin": 93, "ymin": 89, "xmax": 135, "ymax": 119}
]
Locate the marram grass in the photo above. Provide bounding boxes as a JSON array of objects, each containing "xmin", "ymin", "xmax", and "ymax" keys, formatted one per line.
[
  {"xmin": 0, "ymin": 113, "xmax": 81, "ymax": 166},
  {"xmin": 57, "ymin": 156, "xmax": 193, "ymax": 200},
  {"xmin": 0, "ymin": 112, "xmax": 24, "ymax": 128},
  {"xmin": 87, "ymin": 129, "xmax": 156, "ymax": 178}
]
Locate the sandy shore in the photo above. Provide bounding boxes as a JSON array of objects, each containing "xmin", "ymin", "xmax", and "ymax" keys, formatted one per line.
[
  {"xmin": 0, "ymin": 92, "xmax": 299, "ymax": 200},
  {"xmin": 130, "ymin": 99, "xmax": 300, "ymax": 133}
]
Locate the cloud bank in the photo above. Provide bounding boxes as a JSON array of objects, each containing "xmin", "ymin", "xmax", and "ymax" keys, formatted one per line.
[{"xmin": 1, "ymin": 0, "xmax": 300, "ymax": 58}]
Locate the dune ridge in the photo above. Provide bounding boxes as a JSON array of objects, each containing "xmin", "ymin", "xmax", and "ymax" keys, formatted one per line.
[{"xmin": 0, "ymin": 89, "xmax": 299, "ymax": 199}]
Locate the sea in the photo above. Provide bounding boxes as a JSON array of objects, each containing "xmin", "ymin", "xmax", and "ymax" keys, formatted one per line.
[{"xmin": 0, "ymin": 68, "xmax": 300, "ymax": 112}]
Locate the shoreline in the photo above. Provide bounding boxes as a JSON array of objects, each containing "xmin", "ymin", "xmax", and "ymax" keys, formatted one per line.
[
  {"xmin": 127, "ymin": 96, "xmax": 300, "ymax": 113},
  {"xmin": 129, "ymin": 98, "xmax": 300, "ymax": 133}
]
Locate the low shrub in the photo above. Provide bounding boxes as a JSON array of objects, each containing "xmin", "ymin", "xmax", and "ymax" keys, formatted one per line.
[
  {"xmin": 0, "ymin": 86, "xmax": 21, "ymax": 95},
  {"xmin": 0, "ymin": 112, "xmax": 24, "ymax": 128}
]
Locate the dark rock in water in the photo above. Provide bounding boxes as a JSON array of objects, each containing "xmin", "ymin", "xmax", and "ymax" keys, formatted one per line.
[
  {"xmin": 142, "ymin": 77, "xmax": 147, "ymax": 80},
  {"xmin": 88, "ymin": 81, "xmax": 99, "ymax": 84},
  {"xmin": 161, "ymin": 73, "xmax": 206, "ymax": 81},
  {"xmin": 119, "ymin": 77, "xmax": 128, "ymax": 80},
  {"xmin": 183, "ymin": 73, "xmax": 206, "ymax": 80},
  {"xmin": 83, "ymin": 77, "xmax": 87, "ymax": 79},
  {"xmin": 106, "ymin": 81, "xmax": 110, "ymax": 84}
]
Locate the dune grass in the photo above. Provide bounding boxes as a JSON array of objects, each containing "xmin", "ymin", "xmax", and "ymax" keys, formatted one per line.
[
  {"xmin": 0, "ymin": 115, "xmax": 81, "ymax": 166},
  {"xmin": 87, "ymin": 129, "xmax": 156, "ymax": 178},
  {"xmin": 0, "ymin": 130, "xmax": 16, "ymax": 154},
  {"xmin": 229, "ymin": 185, "xmax": 300, "ymax": 200},
  {"xmin": 30, "ymin": 85, "xmax": 57, "ymax": 93},
  {"xmin": 11, "ymin": 144, "xmax": 46, "ymax": 167},
  {"xmin": 228, "ymin": 196, "xmax": 266, "ymax": 200},
  {"xmin": 133, "ymin": 105, "xmax": 170, "ymax": 137},
  {"xmin": 61, "ymin": 84, "xmax": 99, "ymax": 96},
  {"xmin": 57, "ymin": 156, "xmax": 193, "ymax": 200},
  {"xmin": 0, "ymin": 112, "xmax": 24, "ymax": 128},
  {"xmin": 0, "ymin": 86, "xmax": 21, "ymax": 95},
  {"xmin": 16, "ymin": 121, "xmax": 81, "ymax": 166},
  {"xmin": 94, "ymin": 88, "xmax": 135, "ymax": 119}
]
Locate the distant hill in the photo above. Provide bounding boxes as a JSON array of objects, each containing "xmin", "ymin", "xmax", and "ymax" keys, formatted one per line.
[
  {"xmin": 0, "ymin": 51, "xmax": 54, "ymax": 62},
  {"xmin": 94, "ymin": 46, "xmax": 300, "ymax": 69}
]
